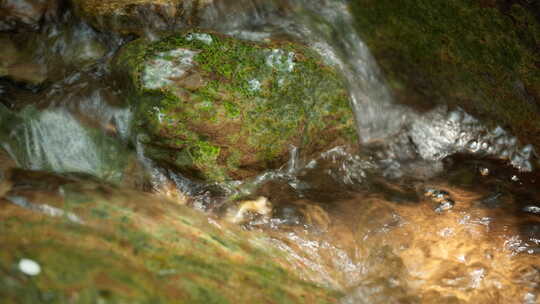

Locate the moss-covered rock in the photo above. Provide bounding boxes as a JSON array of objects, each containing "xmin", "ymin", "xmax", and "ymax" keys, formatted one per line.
[
  {"xmin": 0, "ymin": 169, "xmax": 341, "ymax": 303},
  {"xmin": 350, "ymin": 0, "xmax": 540, "ymax": 148},
  {"xmin": 114, "ymin": 32, "xmax": 357, "ymax": 181}
]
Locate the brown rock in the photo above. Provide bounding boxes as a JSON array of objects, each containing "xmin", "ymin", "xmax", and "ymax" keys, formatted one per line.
[
  {"xmin": 69, "ymin": 0, "xmax": 194, "ymax": 35},
  {"xmin": 0, "ymin": 0, "xmax": 59, "ymax": 31}
]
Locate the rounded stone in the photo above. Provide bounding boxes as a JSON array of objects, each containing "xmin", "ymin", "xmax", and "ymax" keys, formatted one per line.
[{"xmin": 114, "ymin": 31, "xmax": 357, "ymax": 181}]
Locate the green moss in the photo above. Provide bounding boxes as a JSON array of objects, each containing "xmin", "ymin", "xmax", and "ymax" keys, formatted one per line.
[
  {"xmin": 190, "ymin": 141, "xmax": 226, "ymax": 181},
  {"xmin": 191, "ymin": 141, "xmax": 220, "ymax": 161},
  {"xmin": 351, "ymin": 0, "xmax": 540, "ymax": 147},
  {"xmin": 114, "ymin": 31, "xmax": 357, "ymax": 181},
  {"xmin": 223, "ymin": 101, "xmax": 240, "ymax": 118}
]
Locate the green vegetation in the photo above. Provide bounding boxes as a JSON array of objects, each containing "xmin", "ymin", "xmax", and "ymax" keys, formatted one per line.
[{"xmin": 351, "ymin": 0, "xmax": 540, "ymax": 147}]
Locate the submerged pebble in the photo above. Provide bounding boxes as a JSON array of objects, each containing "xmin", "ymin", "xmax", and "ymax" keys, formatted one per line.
[{"xmin": 425, "ymin": 186, "xmax": 456, "ymax": 213}]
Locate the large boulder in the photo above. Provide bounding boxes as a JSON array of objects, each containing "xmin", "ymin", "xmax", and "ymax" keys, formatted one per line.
[{"xmin": 114, "ymin": 32, "xmax": 357, "ymax": 181}]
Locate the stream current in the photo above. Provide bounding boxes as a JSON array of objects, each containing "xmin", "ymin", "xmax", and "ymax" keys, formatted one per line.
[{"xmin": 1, "ymin": 0, "xmax": 539, "ymax": 303}]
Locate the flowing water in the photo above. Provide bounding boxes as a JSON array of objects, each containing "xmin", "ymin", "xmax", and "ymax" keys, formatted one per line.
[{"xmin": 1, "ymin": 0, "xmax": 539, "ymax": 303}]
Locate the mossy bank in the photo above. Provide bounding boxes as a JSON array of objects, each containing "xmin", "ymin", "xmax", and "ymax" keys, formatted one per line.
[
  {"xmin": 114, "ymin": 32, "xmax": 357, "ymax": 182},
  {"xmin": 351, "ymin": 0, "xmax": 540, "ymax": 148},
  {"xmin": 0, "ymin": 169, "xmax": 341, "ymax": 303}
]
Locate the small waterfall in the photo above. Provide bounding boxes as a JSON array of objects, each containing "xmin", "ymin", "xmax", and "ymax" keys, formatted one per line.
[
  {"xmin": 199, "ymin": 0, "xmax": 407, "ymax": 143},
  {"xmin": 199, "ymin": 0, "xmax": 535, "ymax": 174}
]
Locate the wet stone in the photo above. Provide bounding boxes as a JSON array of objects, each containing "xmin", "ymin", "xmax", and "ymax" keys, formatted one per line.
[
  {"xmin": 350, "ymin": 0, "xmax": 540, "ymax": 159},
  {"xmin": 70, "ymin": 0, "xmax": 200, "ymax": 35},
  {"xmin": 26, "ymin": 20, "xmax": 108, "ymax": 78},
  {"xmin": 0, "ymin": 0, "xmax": 59, "ymax": 31},
  {"xmin": 114, "ymin": 32, "xmax": 356, "ymax": 181},
  {"xmin": 4, "ymin": 63, "xmax": 47, "ymax": 85},
  {"xmin": 142, "ymin": 48, "xmax": 200, "ymax": 90},
  {"xmin": 0, "ymin": 34, "xmax": 47, "ymax": 85}
]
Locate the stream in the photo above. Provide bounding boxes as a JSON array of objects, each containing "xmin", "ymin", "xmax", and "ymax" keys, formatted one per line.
[{"xmin": 1, "ymin": 0, "xmax": 539, "ymax": 303}]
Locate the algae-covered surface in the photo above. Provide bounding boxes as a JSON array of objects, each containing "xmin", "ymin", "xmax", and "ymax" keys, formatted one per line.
[
  {"xmin": 0, "ymin": 169, "xmax": 341, "ymax": 303},
  {"xmin": 115, "ymin": 32, "xmax": 356, "ymax": 181},
  {"xmin": 351, "ymin": 0, "xmax": 540, "ymax": 147}
]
